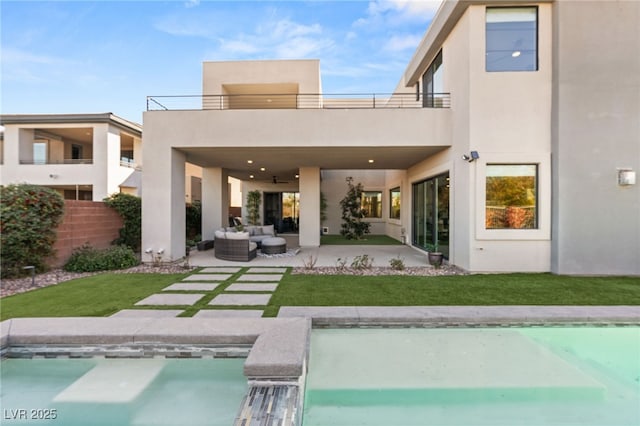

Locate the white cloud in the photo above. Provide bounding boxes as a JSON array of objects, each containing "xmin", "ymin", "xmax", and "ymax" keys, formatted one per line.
[
  {"xmin": 184, "ymin": 0, "xmax": 200, "ymax": 8},
  {"xmin": 1, "ymin": 47, "xmax": 60, "ymax": 65},
  {"xmin": 382, "ymin": 34, "xmax": 423, "ymax": 52},
  {"xmin": 355, "ymin": 0, "xmax": 442, "ymax": 27}
]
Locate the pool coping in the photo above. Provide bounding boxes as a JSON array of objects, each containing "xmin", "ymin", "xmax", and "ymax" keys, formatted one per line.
[
  {"xmin": 0, "ymin": 317, "xmax": 310, "ymax": 379},
  {"xmin": 277, "ymin": 305, "xmax": 640, "ymax": 326}
]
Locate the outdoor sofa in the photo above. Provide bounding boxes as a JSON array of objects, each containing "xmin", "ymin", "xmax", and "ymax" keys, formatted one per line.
[{"xmin": 213, "ymin": 230, "xmax": 257, "ymax": 261}]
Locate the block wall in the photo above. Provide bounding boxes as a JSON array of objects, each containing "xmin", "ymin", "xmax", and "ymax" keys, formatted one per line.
[{"xmin": 49, "ymin": 201, "xmax": 124, "ymax": 267}]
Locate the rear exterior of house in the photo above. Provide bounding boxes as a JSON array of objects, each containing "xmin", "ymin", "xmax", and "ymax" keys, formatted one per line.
[{"xmin": 142, "ymin": 0, "xmax": 639, "ymax": 275}]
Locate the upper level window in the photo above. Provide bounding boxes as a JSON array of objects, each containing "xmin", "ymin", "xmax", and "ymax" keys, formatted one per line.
[
  {"xmin": 486, "ymin": 7, "xmax": 537, "ymax": 72},
  {"xmin": 33, "ymin": 140, "xmax": 48, "ymax": 165},
  {"xmin": 486, "ymin": 164, "xmax": 538, "ymax": 229},
  {"xmin": 422, "ymin": 50, "xmax": 443, "ymax": 107}
]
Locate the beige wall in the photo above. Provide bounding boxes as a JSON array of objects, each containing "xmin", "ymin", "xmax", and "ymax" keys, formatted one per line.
[{"xmin": 551, "ymin": 0, "xmax": 640, "ymax": 275}]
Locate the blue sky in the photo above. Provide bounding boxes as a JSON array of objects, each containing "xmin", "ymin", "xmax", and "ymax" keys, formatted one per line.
[{"xmin": 1, "ymin": 0, "xmax": 441, "ymax": 123}]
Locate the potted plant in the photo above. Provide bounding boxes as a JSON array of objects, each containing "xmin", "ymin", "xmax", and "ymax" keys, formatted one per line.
[{"xmin": 425, "ymin": 243, "xmax": 444, "ymax": 268}]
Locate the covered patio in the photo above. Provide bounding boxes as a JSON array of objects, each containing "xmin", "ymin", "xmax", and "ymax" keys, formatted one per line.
[{"xmin": 188, "ymin": 242, "xmax": 432, "ymax": 268}]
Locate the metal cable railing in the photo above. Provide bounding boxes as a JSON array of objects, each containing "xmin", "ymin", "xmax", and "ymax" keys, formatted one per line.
[{"xmin": 146, "ymin": 93, "xmax": 451, "ymax": 111}]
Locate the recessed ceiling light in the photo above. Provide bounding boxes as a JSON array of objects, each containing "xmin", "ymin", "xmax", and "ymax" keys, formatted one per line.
[
  {"xmin": 260, "ymin": 167, "xmax": 266, "ymax": 171},
  {"xmin": 368, "ymin": 159, "xmax": 374, "ymax": 163},
  {"xmin": 295, "ymin": 174, "xmax": 299, "ymax": 179},
  {"xmin": 511, "ymin": 51, "xmax": 521, "ymax": 58},
  {"xmin": 249, "ymin": 175, "xmax": 254, "ymax": 179},
  {"xmin": 247, "ymin": 160, "xmax": 253, "ymax": 164}
]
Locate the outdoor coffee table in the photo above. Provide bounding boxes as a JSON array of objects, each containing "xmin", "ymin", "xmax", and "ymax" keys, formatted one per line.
[{"xmin": 261, "ymin": 237, "xmax": 287, "ymax": 254}]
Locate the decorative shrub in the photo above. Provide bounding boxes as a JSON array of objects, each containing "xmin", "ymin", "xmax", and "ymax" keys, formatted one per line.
[
  {"xmin": 104, "ymin": 193, "xmax": 141, "ymax": 251},
  {"xmin": 389, "ymin": 256, "xmax": 405, "ymax": 271},
  {"xmin": 246, "ymin": 190, "xmax": 261, "ymax": 225},
  {"xmin": 64, "ymin": 244, "xmax": 138, "ymax": 272},
  {"xmin": 186, "ymin": 201, "xmax": 202, "ymax": 240},
  {"xmin": 0, "ymin": 184, "xmax": 65, "ymax": 278},
  {"xmin": 340, "ymin": 177, "xmax": 371, "ymax": 239},
  {"xmin": 351, "ymin": 254, "xmax": 374, "ymax": 270}
]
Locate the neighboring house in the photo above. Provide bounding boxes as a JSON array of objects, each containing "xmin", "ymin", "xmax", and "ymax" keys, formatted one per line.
[
  {"xmin": 142, "ymin": 0, "xmax": 639, "ymax": 275},
  {"xmin": 0, "ymin": 113, "xmax": 143, "ymax": 201}
]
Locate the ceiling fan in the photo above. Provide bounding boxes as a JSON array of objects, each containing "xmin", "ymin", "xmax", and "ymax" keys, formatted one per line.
[{"xmin": 272, "ymin": 176, "xmax": 289, "ymax": 184}]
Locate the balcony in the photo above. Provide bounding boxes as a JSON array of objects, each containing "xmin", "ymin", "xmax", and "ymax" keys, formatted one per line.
[
  {"xmin": 146, "ymin": 92, "xmax": 451, "ymax": 111},
  {"xmin": 19, "ymin": 158, "xmax": 94, "ymax": 165}
]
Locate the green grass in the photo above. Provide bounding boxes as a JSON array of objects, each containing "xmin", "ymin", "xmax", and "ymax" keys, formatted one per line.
[
  {"xmin": 0, "ymin": 273, "xmax": 190, "ymax": 320},
  {"xmin": 2, "ymin": 271, "xmax": 638, "ymax": 320},
  {"xmin": 266, "ymin": 273, "xmax": 640, "ymax": 314},
  {"xmin": 320, "ymin": 234, "xmax": 402, "ymax": 245}
]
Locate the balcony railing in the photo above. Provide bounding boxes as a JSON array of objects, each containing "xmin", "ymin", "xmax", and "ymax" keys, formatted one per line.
[
  {"xmin": 19, "ymin": 159, "xmax": 93, "ymax": 165},
  {"xmin": 146, "ymin": 93, "xmax": 451, "ymax": 111}
]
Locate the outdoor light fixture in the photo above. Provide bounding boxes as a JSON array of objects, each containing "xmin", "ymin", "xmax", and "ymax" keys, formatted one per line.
[
  {"xmin": 368, "ymin": 159, "xmax": 375, "ymax": 163},
  {"xmin": 260, "ymin": 167, "xmax": 266, "ymax": 171},
  {"xmin": 247, "ymin": 160, "xmax": 253, "ymax": 164},
  {"xmin": 295, "ymin": 174, "xmax": 299, "ymax": 179},
  {"xmin": 145, "ymin": 248, "xmax": 153, "ymax": 254},
  {"xmin": 617, "ymin": 168, "xmax": 636, "ymax": 186},
  {"xmin": 157, "ymin": 248, "xmax": 165, "ymax": 255},
  {"xmin": 462, "ymin": 151, "xmax": 480, "ymax": 162},
  {"xmin": 249, "ymin": 175, "xmax": 254, "ymax": 179}
]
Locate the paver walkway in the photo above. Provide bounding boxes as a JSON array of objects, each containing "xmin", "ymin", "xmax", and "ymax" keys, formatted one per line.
[{"xmin": 111, "ymin": 266, "xmax": 285, "ymax": 318}]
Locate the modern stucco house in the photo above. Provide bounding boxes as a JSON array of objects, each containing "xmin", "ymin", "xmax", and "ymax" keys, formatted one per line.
[
  {"xmin": 0, "ymin": 113, "xmax": 143, "ymax": 200},
  {"xmin": 142, "ymin": 0, "xmax": 639, "ymax": 275}
]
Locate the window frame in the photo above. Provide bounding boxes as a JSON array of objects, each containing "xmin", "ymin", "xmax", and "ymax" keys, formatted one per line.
[
  {"xmin": 389, "ymin": 187, "xmax": 401, "ymax": 220},
  {"xmin": 485, "ymin": 6, "xmax": 538, "ymax": 72},
  {"xmin": 422, "ymin": 50, "xmax": 443, "ymax": 107},
  {"xmin": 485, "ymin": 164, "xmax": 538, "ymax": 230},
  {"xmin": 475, "ymin": 153, "xmax": 550, "ymax": 241},
  {"xmin": 361, "ymin": 190, "xmax": 383, "ymax": 219}
]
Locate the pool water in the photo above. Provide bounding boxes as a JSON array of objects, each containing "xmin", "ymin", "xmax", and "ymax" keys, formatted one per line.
[
  {"xmin": 303, "ymin": 327, "xmax": 640, "ymax": 426},
  {"xmin": 1, "ymin": 357, "xmax": 247, "ymax": 425}
]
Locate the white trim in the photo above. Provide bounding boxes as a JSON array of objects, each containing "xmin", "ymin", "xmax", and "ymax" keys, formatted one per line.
[{"xmin": 475, "ymin": 152, "xmax": 551, "ymax": 241}]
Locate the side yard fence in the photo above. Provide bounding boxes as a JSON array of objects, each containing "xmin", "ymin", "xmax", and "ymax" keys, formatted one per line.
[{"xmin": 49, "ymin": 201, "xmax": 123, "ymax": 267}]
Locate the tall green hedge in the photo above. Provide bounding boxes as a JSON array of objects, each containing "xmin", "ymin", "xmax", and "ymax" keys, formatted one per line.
[
  {"xmin": 103, "ymin": 193, "xmax": 141, "ymax": 252},
  {"xmin": 1, "ymin": 184, "xmax": 65, "ymax": 278}
]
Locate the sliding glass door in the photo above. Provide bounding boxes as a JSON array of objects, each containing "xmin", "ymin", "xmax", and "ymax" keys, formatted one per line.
[{"xmin": 412, "ymin": 172, "xmax": 450, "ymax": 257}]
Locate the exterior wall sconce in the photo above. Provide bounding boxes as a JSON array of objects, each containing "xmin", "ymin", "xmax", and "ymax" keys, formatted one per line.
[
  {"xmin": 617, "ymin": 168, "xmax": 636, "ymax": 186},
  {"xmin": 462, "ymin": 151, "xmax": 479, "ymax": 162}
]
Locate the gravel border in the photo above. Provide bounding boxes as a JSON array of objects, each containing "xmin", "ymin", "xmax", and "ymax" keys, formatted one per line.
[{"xmin": 292, "ymin": 265, "xmax": 467, "ymax": 276}]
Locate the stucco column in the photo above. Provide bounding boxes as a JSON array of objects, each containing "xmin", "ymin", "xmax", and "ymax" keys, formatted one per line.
[
  {"xmin": 141, "ymin": 148, "xmax": 186, "ymax": 262},
  {"xmin": 202, "ymin": 167, "xmax": 229, "ymax": 240},
  {"xmin": 299, "ymin": 166, "xmax": 321, "ymax": 247}
]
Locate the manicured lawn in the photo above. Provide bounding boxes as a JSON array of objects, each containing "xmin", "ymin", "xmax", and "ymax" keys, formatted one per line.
[
  {"xmin": 320, "ymin": 234, "xmax": 402, "ymax": 245},
  {"xmin": 267, "ymin": 273, "xmax": 640, "ymax": 312},
  {"xmin": 0, "ymin": 273, "xmax": 190, "ymax": 321},
  {"xmin": 2, "ymin": 271, "xmax": 639, "ymax": 320}
]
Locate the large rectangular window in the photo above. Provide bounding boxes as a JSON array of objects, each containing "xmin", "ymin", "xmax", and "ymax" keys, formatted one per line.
[
  {"xmin": 486, "ymin": 164, "xmax": 537, "ymax": 229},
  {"xmin": 390, "ymin": 188, "xmax": 401, "ymax": 220},
  {"xmin": 486, "ymin": 7, "xmax": 537, "ymax": 72},
  {"xmin": 422, "ymin": 50, "xmax": 443, "ymax": 107},
  {"xmin": 361, "ymin": 191, "xmax": 382, "ymax": 218}
]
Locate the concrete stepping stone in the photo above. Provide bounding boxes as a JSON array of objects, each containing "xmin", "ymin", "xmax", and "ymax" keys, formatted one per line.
[
  {"xmin": 199, "ymin": 267, "xmax": 241, "ymax": 273},
  {"xmin": 182, "ymin": 274, "xmax": 231, "ymax": 281},
  {"xmin": 163, "ymin": 283, "xmax": 219, "ymax": 291},
  {"xmin": 136, "ymin": 293, "xmax": 205, "ymax": 306},
  {"xmin": 236, "ymin": 274, "xmax": 283, "ymax": 282},
  {"xmin": 194, "ymin": 310, "xmax": 263, "ymax": 318},
  {"xmin": 247, "ymin": 267, "xmax": 287, "ymax": 274},
  {"xmin": 209, "ymin": 294, "xmax": 272, "ymax": 306},
  {"xmin": 111, "ymin": 310, "xmax": 184, "ymax": 318},
  {"xmin": 226, "ymin": 283, "xmax": 278, "ymax": 292}
]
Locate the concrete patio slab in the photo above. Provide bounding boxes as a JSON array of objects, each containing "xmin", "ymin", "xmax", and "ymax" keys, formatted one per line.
[
  {"xmin": 182, "ymin": 274, "xmax": 232, "ymax": 281},
  {"xmin": 226, "ymin": 283, "xmax": 278, "ymax": 292},
  {"xmin": 199, "ymin": 267, "xmax": 242, "ymax": 273},
  {"xmin": 236, "ymin": 274, "xmax": 283, "ymax": 282},
  {"xmin": 247, "ymin": 268, "xmax": 288, "ymax": 274},
  {"xmin": 194, "ymin": 310, "xmax": 264, "ymax": 318},
  {"xmin": 209, "ymin": 294, "xmax": 272, "ymax": 306},
  {"xmin": 110, "ymin": 310, "xmax": 184, "ymax": 318},
  {"xmin": 135, "ymin": 293, "xmax": 205, "ymax": 306},
  {"xmin": 163, "ymin": 283, "xmax": 219, "ymax": 291}
]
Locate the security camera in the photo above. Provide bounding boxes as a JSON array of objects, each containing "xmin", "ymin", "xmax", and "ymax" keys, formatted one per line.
[{"xmin": 462, "ymin": 151, "xmax": 479, "ymax": 162}]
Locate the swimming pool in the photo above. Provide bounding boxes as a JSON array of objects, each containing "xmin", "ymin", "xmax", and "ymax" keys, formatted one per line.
[
  {"xmin": 1, "ymin": 357, "xmax": 247, "ymax": 425},
  {"xmin": 303, "ymin": 327, "xmax": 640, "ymax": 426}
]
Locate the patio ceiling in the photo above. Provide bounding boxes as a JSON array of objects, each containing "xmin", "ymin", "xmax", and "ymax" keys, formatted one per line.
[{"xmin": 180, "ymin": 146, "xmax": 447, "ymax": 182}]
